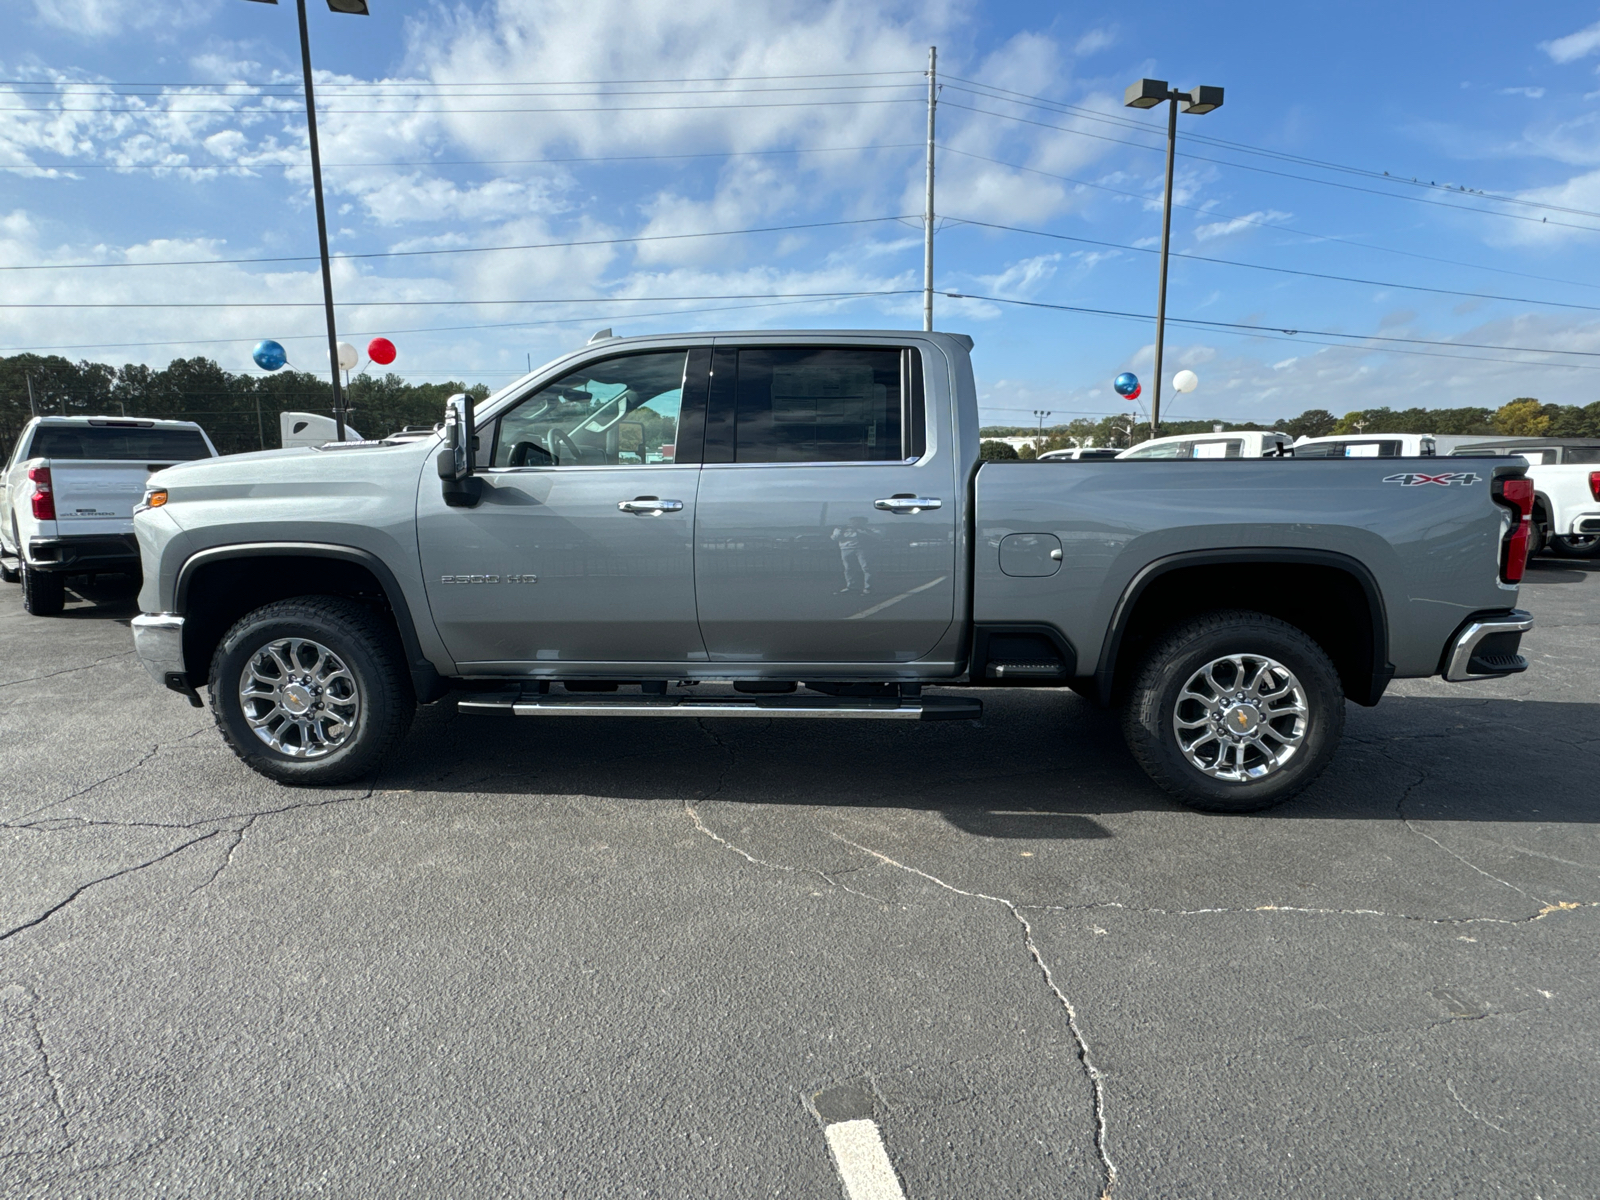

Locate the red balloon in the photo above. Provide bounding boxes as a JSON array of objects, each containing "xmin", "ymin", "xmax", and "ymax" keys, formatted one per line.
[
  {"xmin": 367, "ymin": 337, "xmax": 396, "ymax": 365},
  {"xmin": 1124, "ymin": 384, "xmax": 1142, "ymax": 402}
]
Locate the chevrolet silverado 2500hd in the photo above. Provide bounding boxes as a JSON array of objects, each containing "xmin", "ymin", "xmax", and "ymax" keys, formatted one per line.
[
  {"xmin": 2, "ymin": 415, "xmax": 217, "ymax": 615},
  {"xmin": 129, "ymin": 331, "xmax": 1535, "ymax": 812}
]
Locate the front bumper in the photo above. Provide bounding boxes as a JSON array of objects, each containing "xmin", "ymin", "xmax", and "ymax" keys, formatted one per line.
[
  {"xmin": 1441, "ymin": 609, "xmax": 1534, "ymax": 682},
  {"xmin": 27, "ymin": 533, "xmax": 140, "ymax": 574},
  {"xmin": 131, "ymin": 613, "xmax": 192, "ymax": 694}
]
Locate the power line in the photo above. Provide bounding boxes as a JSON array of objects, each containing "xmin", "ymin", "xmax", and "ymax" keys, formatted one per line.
[
  {"xmin": 0, "ymin": 292, "xmax": 917, "ymax": 354},
  {"xmin": 946, "ymin": 215, "xmax": 1600, "ymax": 314},
  {"xmin": 0, "ymin": 141, "xmax": 924, "ymax": 173},
  {"xmin": 0, "ymin": 69, "xmax": 924, "ymax": 88},
  {"xmin": 942, "ymin": 75, "xmax": 1600, "ymax": 225},
  {"xmin": 0, "ymin": 289, "xmax": 911, "ymax": 309},
  {"xmin": 0, "ymin": 97, "xmax": 925, "ymax": 115},
  {"xmin": 943, "ymin": 291, "xmax": 1600, "ymax": 369},
  {"xmin": 937, "ymin": 145, "xmax": 1600, "ymax": 294},
  {"xmin": 0, "ymin": 214, "xmax": 918, "ymax": 272},
  {"xmin": 940, "ymin": 99, "xmax": 1600, "ymax": 235}
]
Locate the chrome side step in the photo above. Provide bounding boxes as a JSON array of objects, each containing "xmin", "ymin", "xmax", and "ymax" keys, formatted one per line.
[{"xmin": 457, "ymin": 692, "xmax": 981, "ymax": 721}]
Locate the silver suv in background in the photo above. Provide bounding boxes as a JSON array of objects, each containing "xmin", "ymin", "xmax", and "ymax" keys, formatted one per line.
[{"xmin": 1, "ymin": 416, "xmax": 218, "ymax": 615}]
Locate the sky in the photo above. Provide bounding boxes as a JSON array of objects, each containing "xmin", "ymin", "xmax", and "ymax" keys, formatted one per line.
[{"xmin": 5, "ymin": 0, "xmax": 1600, "ymax": 428}]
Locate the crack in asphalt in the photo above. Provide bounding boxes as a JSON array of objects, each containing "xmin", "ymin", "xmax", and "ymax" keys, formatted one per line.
[
  {"xmin": 0, "ymin": 650, "xmax": 135, "ymax": 692},
  {"xmin": 0, "ymin": 831, "xmax": 219, "ymax": 945},
  {"xmin": 829, "ymin": 834, "xmax": 1118, "ymax": 1200},
  {"xmin": 1446, "ymin": 1079, "xmax": 1509, "ymax": 1135},
  {"xmin": 189, "ymin": 817, "xmax": 255, "ymax": 894},
  {"xmin": 1371, "ymin": 745, "xmax": 1555, "ymax": 908},
  {"xmin": 9, "ymin": 729, "xmax": 209, "ymax": 824}
]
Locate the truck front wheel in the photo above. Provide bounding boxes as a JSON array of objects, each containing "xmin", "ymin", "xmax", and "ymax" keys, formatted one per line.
[
  {"xmin": 209, "ymin": 597, "xmax": 415, "ymax": 786},
  {"xmin": 1122, "ymin": 611, "xmax": 1344, "ymax": 813}
]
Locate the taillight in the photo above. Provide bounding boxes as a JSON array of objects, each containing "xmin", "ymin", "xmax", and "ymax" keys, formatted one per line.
[
  {"xmin": 1494, "ymin": 475, "xmax": 1534, "ymax": 584},
  {"xmin": 27, "ymin": 466, "xmax": 55, "ymax": 521},
  {"xmin": 1590, "ymin": 471, "xmax": 1600, "ymax": 502}
]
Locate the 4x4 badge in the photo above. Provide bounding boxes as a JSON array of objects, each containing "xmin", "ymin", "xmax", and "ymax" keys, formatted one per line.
[{"xmin": 1382, "ymin": 471, "xmax": 1481, "ymax": 487}]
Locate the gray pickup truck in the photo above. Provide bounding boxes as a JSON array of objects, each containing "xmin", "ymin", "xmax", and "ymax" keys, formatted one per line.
[{"xmin": 130, "ymin": 330, "xmax": 1534, "ymax": 811}]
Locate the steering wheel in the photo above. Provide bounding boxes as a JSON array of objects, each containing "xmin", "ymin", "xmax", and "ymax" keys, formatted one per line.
[
  {"xmin": 508, "ymin": 440, "xmax": 553, "ymax": 467},
  {"xmin": 544, "ymin": 426, "xmax": 581, "ymax": 465}
]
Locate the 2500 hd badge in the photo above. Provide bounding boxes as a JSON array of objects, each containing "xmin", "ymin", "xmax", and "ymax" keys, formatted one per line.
[{"xmin": 439, "ymin": 574, "xmax": 538, "ymax": 584}]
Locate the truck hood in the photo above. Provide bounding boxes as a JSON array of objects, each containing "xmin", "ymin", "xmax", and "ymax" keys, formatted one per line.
[{"xmin": 149, "ymin": 436, "xmax": 439, "ymax": 513}]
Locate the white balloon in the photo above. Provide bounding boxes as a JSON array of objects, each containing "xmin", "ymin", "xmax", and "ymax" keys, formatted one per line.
[
  {"xmin": 1172, "ymin": 369, "xmax": 1199, "ymax": 393},
  {"xmin": 335, "ymin": 341, "xmax": 358, "ymax": 370}
]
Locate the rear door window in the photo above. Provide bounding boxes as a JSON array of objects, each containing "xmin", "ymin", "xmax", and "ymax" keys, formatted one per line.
[
  {"xmin": 29, "ymin": 425, "xmax": 211, "ymax": 461},
  {"xmin": 1191, "ymin": 439, "xmax": 1242, "ymax": 459},
  {"xmin": 731, "ymin": 347, "xmax": 905, "ymax": 463}
]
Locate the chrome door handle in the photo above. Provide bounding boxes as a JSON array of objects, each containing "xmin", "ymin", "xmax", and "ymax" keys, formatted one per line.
[
  {"xmin": 618, "ymin": 496, "xmax": 684, "ymax": 514},
  {"xmin": 873, "ymin": 496, "xmax": 942, "ymax": 513}
]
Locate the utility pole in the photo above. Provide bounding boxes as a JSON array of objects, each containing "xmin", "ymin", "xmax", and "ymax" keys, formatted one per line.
[
  {"xmin": 1033, "ymin": 409, "xmax": 1052, "ymax": 455},
  {"xmin": 25, "ymin": 373, "xmax": 37, "ymax": 417},
  {"xmin": 923, "ymin": 45, "xmax": 937, "ymax": 333}
]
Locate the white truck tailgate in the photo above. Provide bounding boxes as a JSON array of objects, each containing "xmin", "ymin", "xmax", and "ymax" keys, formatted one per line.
[{"xmin": 50, "ymin": 460, "xmax": 156, "ymax": 525}]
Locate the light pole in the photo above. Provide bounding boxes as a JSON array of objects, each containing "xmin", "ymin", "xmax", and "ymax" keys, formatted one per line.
[
  {"xmin": 243, "ymin": 0, "xmax": 370, "ymax": 441},
  {"xmin": 1124, "ymin": 78, "xmax": 1223, "ymax": 439},
  {"xmin": 1033, "ymin": 409, "xmax": 1052, "ymax": 456}
]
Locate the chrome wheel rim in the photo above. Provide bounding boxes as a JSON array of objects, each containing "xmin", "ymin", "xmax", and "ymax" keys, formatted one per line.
[
  {"xmin": 238, "ymin": 637, "xmax": 361, "ymax": 759},
  {"xmin": 1173, "ymin": 653, "xmax": 1308, "ymax": 782}
]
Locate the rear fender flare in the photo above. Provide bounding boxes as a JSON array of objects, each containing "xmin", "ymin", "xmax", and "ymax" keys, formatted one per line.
[{"xmin": 1093, "ymin": 547, "xmax": 1391, "ymax": 707}]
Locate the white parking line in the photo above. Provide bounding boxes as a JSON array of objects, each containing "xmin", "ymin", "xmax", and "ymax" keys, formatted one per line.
[{"xmin": 823, "ymin": 1118, "xmax": 907, "ymax": 1200}]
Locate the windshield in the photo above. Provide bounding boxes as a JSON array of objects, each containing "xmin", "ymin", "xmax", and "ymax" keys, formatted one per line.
[{"xmin": 28, "ymin": 425, "xmax": 211, "ymax": 462}]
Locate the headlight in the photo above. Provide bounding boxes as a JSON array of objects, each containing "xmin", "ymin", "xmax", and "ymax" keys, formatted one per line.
[{"xmin": 135, "ymin": 487, "xmax": 168, "ymax": 514}]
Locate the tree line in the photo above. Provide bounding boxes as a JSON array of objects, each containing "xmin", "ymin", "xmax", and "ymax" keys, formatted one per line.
[
  {"xmin": 0, "ymin": 353, "xmax": 490, "ymax": 460},
  {"xmin": 979, "ymin": 396, "xmax": 1600, "ymax": 458}
]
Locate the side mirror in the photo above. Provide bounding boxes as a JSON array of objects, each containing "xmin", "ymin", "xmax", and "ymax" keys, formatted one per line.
[{"xmin": 437, "ymin": 392, "xmax": 481, "ymax": 507}]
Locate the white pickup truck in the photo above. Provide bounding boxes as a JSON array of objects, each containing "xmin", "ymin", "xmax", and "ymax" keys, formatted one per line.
[
  {"xmin": 0, "ymin": 415, "xmax": 218, "ymax": 614},
  {"xmin": 1450, "ymin": 437, "xmax": 1600, "ymax": 558}
]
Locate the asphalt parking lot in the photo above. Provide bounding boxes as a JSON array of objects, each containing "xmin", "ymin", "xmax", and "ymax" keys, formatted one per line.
[{"xmin": 1, "ymin": 562, "xmax": 1595, "ymax": 1200}]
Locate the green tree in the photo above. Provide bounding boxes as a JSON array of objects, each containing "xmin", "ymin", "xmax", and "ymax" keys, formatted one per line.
[
  {"xmin": 979, "ymin": 439, "xmax": 1019, "ymax": 460},
  {"xmin": 1494, "ymin": 398, "xmax": 1550, "ymax": 437}
]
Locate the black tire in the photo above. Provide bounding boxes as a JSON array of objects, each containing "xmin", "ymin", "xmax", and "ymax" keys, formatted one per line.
[
  {"xmin": 0, "ymin": 559, "xmax": 18, "ymax": 584},
  {"xmin": 1122, "ymin": 610, "xmax": 1344, "ymax": 813},
  {"xmin": 1529, "ymin": 504, "xmax": 1551, "ymax": 558},
  {"xmin": 209, "ymin": 596, "xmax": 414, "ymax": 786},
  {"xmin": 21, "ymin": 564, "xmax": 65, "ymax": 615},
  {"xmin": 1548, "ymin": 533, "xmax": 1600, "ymax": 559}
]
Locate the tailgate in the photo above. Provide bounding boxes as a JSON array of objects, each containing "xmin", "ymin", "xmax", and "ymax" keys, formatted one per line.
[{"xmin": 48, "ymin": 459, "xmax": 156, "ymax": 523}]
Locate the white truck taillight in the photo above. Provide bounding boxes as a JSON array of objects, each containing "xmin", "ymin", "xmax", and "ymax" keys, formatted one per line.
[
  {"xmin": 1590, "ymin": 471, "xmax": 1600, "ymax": 502},
  {"xmin": 27, "ymin": 465, "xmax": 55, "ymax": 520}
]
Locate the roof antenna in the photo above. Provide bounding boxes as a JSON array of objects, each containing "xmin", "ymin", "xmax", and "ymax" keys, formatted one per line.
[{"xmin": 587, "ymin": 328, "xmax": 614, "ymax": 344}]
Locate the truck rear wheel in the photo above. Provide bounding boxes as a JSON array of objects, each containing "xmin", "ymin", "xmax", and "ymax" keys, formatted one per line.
[
  {"xmin": 1122, "ymin": 610, "xmax": 1344, "ymax": 813},
  {"xmin": 209, "ymin": 597, "xmax": 415, "ymax": 786},
  {"xmin": 21, "ymin": 564, "xmax": 65, "ymax": 615}
]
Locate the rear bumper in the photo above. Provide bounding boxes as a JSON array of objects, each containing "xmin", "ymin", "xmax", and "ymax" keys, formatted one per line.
[
  {"xmin": 26, "ymin": 533, "xmax": 140, "ymax": 574},
  {"xmin": 1441, "ymin": 609, "xmax": 1533, "ymax": 682},
  {"xmin": 1570, "ymin": 512, "xmax": 1600, "ymax": 536}
]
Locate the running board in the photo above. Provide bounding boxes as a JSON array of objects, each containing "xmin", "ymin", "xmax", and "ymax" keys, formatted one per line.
[{"xmin": 457, "ymin": 692, "xmax": 981, "ymax": 721}]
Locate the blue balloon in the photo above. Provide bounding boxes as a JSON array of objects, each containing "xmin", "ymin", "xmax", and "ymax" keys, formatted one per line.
[
  {"xmin": 252, "ymin": 339, "xmax": 287, "ymax": 372},
  {"xmin": 1113, "ymin": 372, "xmax": 1140, "ymax": 397}
]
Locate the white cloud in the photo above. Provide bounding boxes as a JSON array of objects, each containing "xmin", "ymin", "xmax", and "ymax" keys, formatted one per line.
[
  {"xmin": 1073, "ymin": 28, "xmax": 1117, "ymax": 57},
  {"xmin": 1192, "ymin": 210, "xmax": 1291, "ymax": 242},
  {"xmin": 1540, "ymin": 19, "xmax": 1600, "ymax": 64},
  {"xmin": 1500, "ymin": 86, "xmax": 1546, "ymax": 99},
  {"xmin": 30, "ymin": 0, "xmax": 208, "ymax": 38}
]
